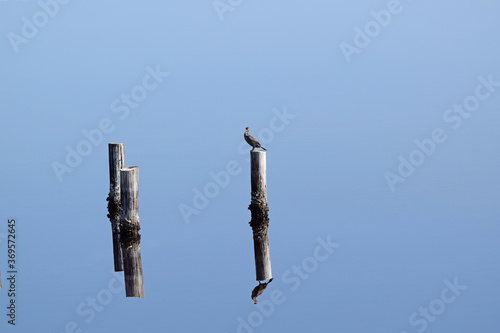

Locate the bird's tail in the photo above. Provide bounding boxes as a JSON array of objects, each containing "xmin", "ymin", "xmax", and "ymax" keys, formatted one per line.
[{"xmin": 262, "ymin": 147, "xmax": 267, "ymax": 151}]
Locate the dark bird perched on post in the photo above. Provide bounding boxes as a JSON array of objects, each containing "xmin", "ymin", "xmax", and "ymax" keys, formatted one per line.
[{"xmin": 244, "ymin": 127, "xmax": 267, "ymax": 151}]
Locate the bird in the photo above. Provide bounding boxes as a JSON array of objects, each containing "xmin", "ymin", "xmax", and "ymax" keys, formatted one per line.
[
  {"xmin": 251, "ymin": 278, "xmax": 273, "ymax": 304},
  {"xmin": 244, "ymin": 127, "xmax": 267, "ymax": 151}
]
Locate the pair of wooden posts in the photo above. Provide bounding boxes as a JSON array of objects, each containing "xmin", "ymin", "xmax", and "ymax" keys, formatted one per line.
[{"xmin": 106, "ymin": 143, "xmax": 144, "ymax": 298}]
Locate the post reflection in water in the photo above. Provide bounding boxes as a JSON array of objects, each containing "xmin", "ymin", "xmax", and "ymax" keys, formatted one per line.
[{"xmin": 120, "ymin": 223, "xmax": 144, "ymax": 298}]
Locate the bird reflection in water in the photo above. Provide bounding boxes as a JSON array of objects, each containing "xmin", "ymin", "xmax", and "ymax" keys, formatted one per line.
[{"xmin": 251, "ymin": 278, "xmax": 273, "ymax": 304}]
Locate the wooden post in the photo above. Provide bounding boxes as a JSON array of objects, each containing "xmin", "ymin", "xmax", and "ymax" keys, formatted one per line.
[
  {"xmin": 106, "ymin": 143, "xmax": 125, "ymax": 272},
  {"xmin": 248, "ymin": 150, "xmax": 272, "ymax": 281},
  {"xmin": 119, "ymin": 166, "xmax": 145, "ymax": 298}
]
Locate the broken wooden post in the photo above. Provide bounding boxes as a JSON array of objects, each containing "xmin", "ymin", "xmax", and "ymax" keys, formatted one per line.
[
  {"xmin": 106, "ymin": 143, "xmax": 125, "ymax": 272},
  {"xmin": 248, "ymin": 150, "xmax": 272, "ymax": 281},
  {"xmin": 119, "ymin": 166, "xmax": 145, "ymax": 298}
]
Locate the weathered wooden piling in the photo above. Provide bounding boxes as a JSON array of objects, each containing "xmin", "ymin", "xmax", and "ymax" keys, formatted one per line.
[
  {"xmin": 106, "ymin": 143, "xmax": 125, "ymax": 272},
  {"xmin": 248, "ymin": 150, "xmax": 272, "ymax": 281},
  {"xmin": 119, "ymin": 166, "xmax": 145, "ymax": 298}
]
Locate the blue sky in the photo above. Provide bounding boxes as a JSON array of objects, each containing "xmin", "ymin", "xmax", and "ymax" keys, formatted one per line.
[{"xmin": 1, "ymin": 1, "xmax": 499, "ymax": 332}]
